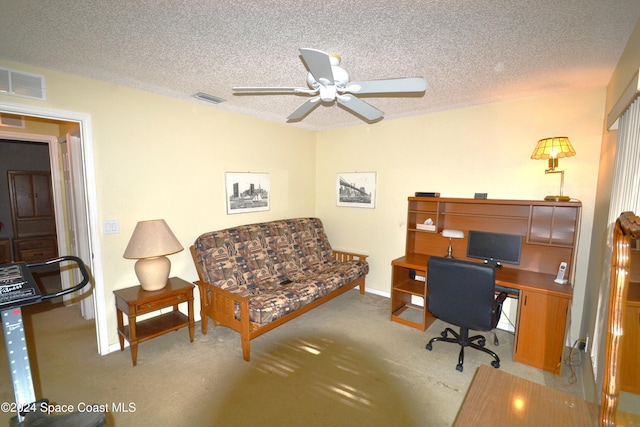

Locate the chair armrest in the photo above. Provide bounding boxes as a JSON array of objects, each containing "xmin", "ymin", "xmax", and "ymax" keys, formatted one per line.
[{"xmin": 492, "ymin": 291, "xmax": 508, "ymax": 327}]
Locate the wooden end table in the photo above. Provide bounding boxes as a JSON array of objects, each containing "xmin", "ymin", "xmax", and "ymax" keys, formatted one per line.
[{"xmin": 114, "ymin": 277, "xmax": 195, "ymax": 366}]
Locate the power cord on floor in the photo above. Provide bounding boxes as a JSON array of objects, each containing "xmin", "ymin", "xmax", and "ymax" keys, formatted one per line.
[
  {"xmin": 558, "ymin": 338, "xmax": 586, "ymax": 384},
  {"xmin": 493, "ymin": 311, "xmax": 516, "ymax": 346},
  {"xmin": 501, "ymin": 311, "xmax": 516, "ymax": 332}
]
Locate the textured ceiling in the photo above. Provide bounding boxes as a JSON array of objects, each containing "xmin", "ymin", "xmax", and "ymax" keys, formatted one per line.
[{"xmin": 1, "ymin": 1, "xmax": 639, "ymax": 130}]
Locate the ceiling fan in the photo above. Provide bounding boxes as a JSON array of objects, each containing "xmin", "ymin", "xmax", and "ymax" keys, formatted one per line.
[{"xmin": 232, "ymin": 48, "xmax": 427, "ymax": 123}]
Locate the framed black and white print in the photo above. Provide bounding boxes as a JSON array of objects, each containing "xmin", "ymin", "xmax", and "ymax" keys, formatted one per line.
[
  {"xmin": 336, "ymin": 172, "xmax": 376, "ymax": 208},
  {"xmin": 225, "ymin": 172, "xmax": 270, "ymax": 214}
]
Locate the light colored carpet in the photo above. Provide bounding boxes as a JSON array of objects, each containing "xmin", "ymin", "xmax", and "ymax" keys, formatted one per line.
[{"xmin": 1, "ymin": 289, "xmax": 586, "ymax": 426}]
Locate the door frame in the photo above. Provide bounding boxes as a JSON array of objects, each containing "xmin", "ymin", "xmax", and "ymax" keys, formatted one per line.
[{"xmin": 0, "ymin": 101, "xmax": 108, "ymax": 356}]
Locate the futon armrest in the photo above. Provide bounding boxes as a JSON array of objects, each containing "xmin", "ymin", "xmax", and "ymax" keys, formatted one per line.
[{"xmin": 332, "ymin": 250, "xmax": 368, "ymax": 262}]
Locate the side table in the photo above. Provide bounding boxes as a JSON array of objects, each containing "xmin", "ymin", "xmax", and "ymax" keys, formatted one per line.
[{"xmin": 114, "ymin": 277, "xmax": 195, "ymax": 366}]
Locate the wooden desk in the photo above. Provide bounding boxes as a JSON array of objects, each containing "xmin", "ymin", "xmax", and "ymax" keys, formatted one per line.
[
  {"xmin": 455, "ymin": 365, "xmax": 597, "ymax": 426},
  {"xmin": 392, "ymin": 197, "xmax": 581, "ymax": 373},
  {"xmin": 391, "ymin": 254, "xmax": 572, "ymax": 372},
  {"xmin": 114, "ymin": 277, "xmax": 195, "ymax": 366}
]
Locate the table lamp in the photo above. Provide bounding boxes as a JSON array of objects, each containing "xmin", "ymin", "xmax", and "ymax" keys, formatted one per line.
[
  {"xmin": 123, "ymin": 219, "xmax": 184, "ymax": 291},
  {"xmin": 530, "ymin": 137, "xmax": 576, "ymax": 202},
  {"xmin": 441, "ymin": 229, "xmax": 464, "ymax": 258}
]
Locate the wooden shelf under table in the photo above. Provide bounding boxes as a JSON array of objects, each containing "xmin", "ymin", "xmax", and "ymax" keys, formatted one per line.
[{"xmin": 117, "ymin": 311, "xmax": 190, "ymax": 344}]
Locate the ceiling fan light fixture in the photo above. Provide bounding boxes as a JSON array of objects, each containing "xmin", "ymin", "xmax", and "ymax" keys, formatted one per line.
[{"xmin": 193, "ymin": 92, "xmax": 225, "ymax": 104}]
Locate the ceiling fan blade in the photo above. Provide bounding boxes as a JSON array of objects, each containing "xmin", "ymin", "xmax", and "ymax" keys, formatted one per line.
[
  {"xmin": 336, "ymin": 94, "xmax": 384, "ymax": 122},
  {"xmin": 233, "ymin": 87, "xmax": 316, "ymax": 94},
  {"xmin": 344, "ymin": 77, "xmax": 427, "ymax": 95},
  {"xmin": 287, "ymin": 96, "xmax": 321, "ymax": 121},
  {"xmin": 299, "ymin": 48, "xmax": 334, "ymax": 86}
]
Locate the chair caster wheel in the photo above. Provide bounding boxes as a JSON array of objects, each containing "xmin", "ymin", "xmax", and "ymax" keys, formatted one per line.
[
  {"xmin": 478, "ymin": 338, "xmax": 486, "ymax": 347},
  {"xmin": 456, "ymin": 364, "xmax": 463, "ymax": 372},
  {"xmin": 491, "ymin": 361, "xmax": 500, "ymax": 369},
  {"xmin": 441, "ymin": 331, "xmax": 448, "ymax": 338},
  {"xmin": 426, "ymin": 343, "xmax": 432, "ymax": 351}
]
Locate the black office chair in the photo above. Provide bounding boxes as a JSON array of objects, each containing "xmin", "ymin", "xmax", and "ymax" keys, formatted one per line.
[{"xmin": 425, "ymin": 256, "xmax": 507, "ymax": 372}]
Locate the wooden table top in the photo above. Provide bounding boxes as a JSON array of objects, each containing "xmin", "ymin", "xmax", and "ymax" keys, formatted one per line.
[
  {"xmin": 454, "ymin": 365, "xmax": 598, "ymax": 426},
  {"xmin": 113, "ymin": 277, "xmax": 193, "ymax": 303}
]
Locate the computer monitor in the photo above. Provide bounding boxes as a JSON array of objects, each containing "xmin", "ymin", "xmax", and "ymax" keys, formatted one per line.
[{"xmin": 466, "ymin": 230, "xmax": 522, "ymax": 267}]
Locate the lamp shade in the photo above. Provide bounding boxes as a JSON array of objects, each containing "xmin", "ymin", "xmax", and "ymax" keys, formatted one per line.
[
  {"xmin": 530, "ymin": 137, "xmax": 576, "ymax": 160},
  {"xmin": 442, "ymin": 229, "xmax": 464, "ymax": 239},
  {"xmin": 123, "ymin": 219, "xmax": 183, "ymax": 259},
  {"xmin": 123, "ymin": 219, "xmax": 183, "ymax": 291}
]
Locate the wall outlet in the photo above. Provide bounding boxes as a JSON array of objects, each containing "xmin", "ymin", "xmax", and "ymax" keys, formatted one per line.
[{"xmin": 579, "ymin": 336, "xmax": 589, "ymax": 352}]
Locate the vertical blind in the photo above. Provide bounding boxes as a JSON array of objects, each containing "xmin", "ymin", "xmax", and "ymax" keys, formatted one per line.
[
  {"xmin": 593, "ymin": 94, "xmax": 640, "ymax": 389},
  {"xmin": 608, "ymin": 96, "xmax": 640, "ymax": 219}
]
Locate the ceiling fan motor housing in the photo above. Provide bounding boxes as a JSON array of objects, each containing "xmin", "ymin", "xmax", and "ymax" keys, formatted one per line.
[
  {"xmin": 318, "ymin": 84, "xmax": 337, "ymax": 102},
  {"xmin": 306, "ymin": 65, "xmax": 349, "ymax": 91}
]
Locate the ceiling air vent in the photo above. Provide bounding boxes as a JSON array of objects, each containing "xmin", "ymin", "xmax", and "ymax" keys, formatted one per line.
[
  {"xmin": 193, "ymin": 92, "xmax": 225, "ymax": 104},
  {"xmin": 0, "ymin": 67, "xmax": 46, "ymax": 101}
]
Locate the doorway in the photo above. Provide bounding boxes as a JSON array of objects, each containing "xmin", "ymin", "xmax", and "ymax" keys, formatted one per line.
[
  {"xmin": 1, "ymin": 146, "xmax": 62, "ymax": 301},
  {"xmin": 0, "ymin": 103, "xmax": 107, "ymax": 356}
]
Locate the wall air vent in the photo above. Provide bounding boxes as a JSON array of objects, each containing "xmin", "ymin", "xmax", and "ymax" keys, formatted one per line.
[
  {"xmin": 0, "ymin": 67, "xmax": 46, "ymax": 101},
  {"xmin": 0, "ymin": 113, "xmax": 25, "ymax": 128}
]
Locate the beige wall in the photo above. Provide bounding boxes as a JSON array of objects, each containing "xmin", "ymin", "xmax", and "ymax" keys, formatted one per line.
[
  {"xmin": 0, "ymin": 57, "xmax": 608, "ymax": 349},
  {"xmin": 317, "ymin": 87, "xmax": 606, "ymax": 342},
  {"xmin": 1, "ymin": 60, "xmax": 317, "ymax": 347}
]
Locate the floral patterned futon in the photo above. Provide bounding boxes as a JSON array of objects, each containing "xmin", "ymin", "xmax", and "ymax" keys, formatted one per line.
[{"xmin": 192, "ymin": 218, "xmax": 369, "ymax": 326}]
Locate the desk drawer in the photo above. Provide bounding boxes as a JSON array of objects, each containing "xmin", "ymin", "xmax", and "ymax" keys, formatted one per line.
[
  {"xmin": 0, "ymin": 239, "xmax": 11, "ymax": 264},
  {"xmin": 135, "ymin": 293, "xmax": 188, "ymax": 314},
  {"xmin": 20, "ymin": 248, "xmax": 58, "ymax": 263}
]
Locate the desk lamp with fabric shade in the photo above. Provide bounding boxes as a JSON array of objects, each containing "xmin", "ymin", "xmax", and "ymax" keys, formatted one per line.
[
  {"xmin": 123, "ymin": 219, "xmax": 184, "ymax": 291},
  {"xmin": 531, "ymin": 136, "xmax": 576, "ymax": 202},
  {"xmin": 441, "ymin": 229, "xmax": 464, "ymax": 258}
]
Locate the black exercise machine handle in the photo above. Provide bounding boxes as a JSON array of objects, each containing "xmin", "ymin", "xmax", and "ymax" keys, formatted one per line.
[{"xmin": 26, "ymin": 255, "xmax": 90, "ymax": 301}]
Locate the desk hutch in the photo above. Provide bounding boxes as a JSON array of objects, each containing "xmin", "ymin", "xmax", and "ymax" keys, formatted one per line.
[{"xmin": 391, "ymin": 197, "xmax": 581, "ymax": 373}]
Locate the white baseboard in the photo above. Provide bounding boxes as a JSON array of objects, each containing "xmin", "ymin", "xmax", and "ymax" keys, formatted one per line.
[{"xmin": 363, "ymin": 287, "xmax": 390, "ymax": 298}]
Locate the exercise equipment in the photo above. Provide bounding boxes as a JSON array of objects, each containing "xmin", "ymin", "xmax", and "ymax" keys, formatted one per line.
[{"xmin": 1, "ymin": 256, "xmax": 106, "ymax": 426}]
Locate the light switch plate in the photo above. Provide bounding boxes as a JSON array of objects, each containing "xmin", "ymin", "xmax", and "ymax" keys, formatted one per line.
[{"xmin": 102, "ymin": 220, "xmax": 120, "ymax": 235}]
